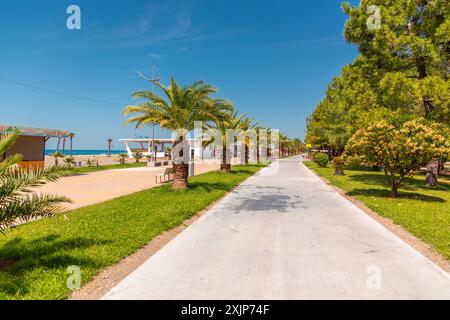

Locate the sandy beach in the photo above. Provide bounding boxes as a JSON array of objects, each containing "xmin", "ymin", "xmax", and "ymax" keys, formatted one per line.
[{"xmin": 45, "ymin": 155, "xmax": 139, "ymax": 167}]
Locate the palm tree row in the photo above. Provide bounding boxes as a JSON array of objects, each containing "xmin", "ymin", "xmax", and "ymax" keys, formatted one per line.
[{"xmin": 123, "ymin": 77, "xmax": 304, "ymax": 190}]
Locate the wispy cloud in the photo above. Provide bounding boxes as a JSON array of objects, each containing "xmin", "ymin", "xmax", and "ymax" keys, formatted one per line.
[
  {"xmin": 86, "ymin": 0, "xmax": 233, "ymax": 49},
  {"xmin": 149, "ymin": 53, "xmax": 166, "ymax": 59}
]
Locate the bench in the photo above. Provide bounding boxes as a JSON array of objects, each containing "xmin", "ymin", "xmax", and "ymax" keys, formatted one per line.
[{"xmin": 155, "ymin": 167, "xmax": 174, "ymax": 184}]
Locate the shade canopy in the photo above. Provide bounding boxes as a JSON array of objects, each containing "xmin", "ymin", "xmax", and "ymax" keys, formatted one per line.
[{"xmin": 0, "ymin": 125, "xmax": 71, "ymax": 138}]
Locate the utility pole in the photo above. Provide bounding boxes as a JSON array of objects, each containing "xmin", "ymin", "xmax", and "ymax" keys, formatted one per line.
[{"xmin": 139, "ymin": 65, "xmax": 160, "ymax": 162}]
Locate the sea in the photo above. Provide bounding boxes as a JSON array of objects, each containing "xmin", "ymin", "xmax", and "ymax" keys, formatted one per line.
[{"xmin": 45, "ymin": 150, "xmax": 127, "ymax": 156}]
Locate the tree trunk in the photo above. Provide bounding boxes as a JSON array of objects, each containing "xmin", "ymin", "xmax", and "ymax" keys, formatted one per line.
[
  {"xmin": 389, "ymin": 182, "xmax": 399, "ymax": 198},
  {"xmin": 172, "ymin": 163, "xmax": 189, "ymax": 189},
  {"xmin": 56, "ymin": 137, "xmax": 61, "ymax": 153},
  {"xmin": 334, "ymin": 163, "xmax": 345, "ymax": 176},
  {"xmin": 256, "ymin": 143, "xmax": 260, "ymax": 163},
  {"xmin": 221, "ymin": 146, "xmax": 231, "ymax": 172},
  {"xmin": 416, "ymin": 58, "xmax": 438, "ymax": 185},
  {"xmin": 426, "ymin": 159, "xmax": 439, "ymax": 187},
  {"xmin": 70, "ymin": 136, "xmax": 73, "ymax": 157},
  {"xmin": 172, "ymin": 137, "xmax": 189, "ymax": 190},
  {"xmin": 62, "ymin": 138, "xmax": 66, "ymax": 156},
  {"xmin": 244, "ymin": 144, "xmax": 249, "ymax": 165}
]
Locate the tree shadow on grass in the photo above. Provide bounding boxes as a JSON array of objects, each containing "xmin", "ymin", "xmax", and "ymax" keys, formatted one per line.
[
  {"xmin": 0, "ymin": 234, "xmax": 111, "ymax": 272},
  {"xmin": 347, "ymin": 173, "xmax": 450, "ymax": 192},
  {"xmin": 0, "ymin": 234, "xmax": 111, "ymax": 298},
  {"xmin": 188, "ymin": 181, "xmax": 232, "ymax": 193},
  {"xmin": 348, "ymin": 188, "xmax": 446, "ymax": 203},
  {"xmin": 230, "ymin": 169, "xmax": 256, "ymax": 175}
]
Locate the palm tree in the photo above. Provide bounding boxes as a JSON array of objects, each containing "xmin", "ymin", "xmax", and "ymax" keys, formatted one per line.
[
  {"xmin": 292, "ymin": 138, "xmax": 305, "ymax": 155},
  {"xmin": 133, "ymin": 151, "xmax": 144, "ymax": 163},
  {"xmin": 241, "ymin": 116, "xmax": 260, "ymax": 165},
  {"xmin": 279, "ymin": 133, "xmax": 291, "ymax": 158},
  {"xmin": 123, "ymin": 77, "xmax": 233, "ymax": 189},
  {"xmin": 264, "ymin": 127, "xmax": 273, "ymax": 159},
  {"xmin": 50, "ymin": 151, "xmax": 64, "ymax": 165},
  {"xmin": 117, "ymin": 153, "xmax": 128, "ymax": 165},
  {"xmin": 203, "ymin": 112, "xmax": 249, "ymax": 173},
  {"xmin": 69, "ymin": 133, "xmax": 75, "ymax": 157},
  {"xmin": 0, "ymin": 132, "xmax": 71, "ymax": 233},
  {"xmin": 107, "ymin": 138, "xmax": 113, "ymax": 157},
  {"xmin": 165, "ymin": 147, "xmax": 172, "ymax": 160},
  {"xmin": 63, "ymin": 157, "xmax": 75, "ymax": 168}
]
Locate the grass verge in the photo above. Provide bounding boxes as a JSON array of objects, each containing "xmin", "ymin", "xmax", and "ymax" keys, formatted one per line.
[
  {"xmin": 0, "ymin": 164, "xmax": 265, "ymax": 300},
  {"xmin": 71, "ymin": 162, "xmax": 147, "ymax": 174},
  {"xmin": 303, "ymin": 161, "xmax": 450, "ymax": 261}
]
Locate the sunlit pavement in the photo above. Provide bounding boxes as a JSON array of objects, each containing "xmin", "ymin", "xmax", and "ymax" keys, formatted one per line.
[
  {"xmin": 36, "ymin": 162, "xmax": 220, "ymax": 209},
  {"xmin": 103, "ymin": 157, "xmax": 450, "ymax": 300}
]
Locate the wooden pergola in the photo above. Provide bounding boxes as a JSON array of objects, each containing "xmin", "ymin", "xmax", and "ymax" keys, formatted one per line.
[{"xmin": 0, "ymin": 125, "xmax": 73, "ymax": 168}]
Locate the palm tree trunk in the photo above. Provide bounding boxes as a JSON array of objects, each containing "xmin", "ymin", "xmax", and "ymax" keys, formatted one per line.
[
  {"xmin": 221, "ymin": 145, "xmax": 231, "ymax": 173},
  {"xmin": 256, "ymin": 142, "xmax": 260, "ymax": 163},
  {"xmin": 173, "ymin": 163, "xmax": 189, "ymax": 189},
  {"xmin": 70, "ymin": 136, "xmax": 73, "ymax": 157},
  {"xmin": 172, "ymin": 137, "xmax": 189, "ymax": 189},
  {"xmin": 62, "ymin": 138, "xmax": 66, "ymax": 156},
  {"xmin": 244, "ymin": 144, "xmax": 249, "ymax": 165}
]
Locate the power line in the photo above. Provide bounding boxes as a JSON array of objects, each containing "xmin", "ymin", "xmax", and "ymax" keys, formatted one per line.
[{"xmin": 0, "ymin": 76, "xmax": 126, "ymax": 106}]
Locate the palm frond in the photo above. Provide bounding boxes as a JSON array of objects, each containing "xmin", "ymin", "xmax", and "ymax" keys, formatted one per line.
[{"xmin": 0, "ymin": 193, "xmax": 71, "ymax": 234}]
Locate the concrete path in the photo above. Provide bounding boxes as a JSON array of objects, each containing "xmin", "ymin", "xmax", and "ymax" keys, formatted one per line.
[
  {"xmin": 103, "ymin": 157, "xmax": 450, "ymax": 300},
  {"xmin": 37, "ymin": 162, "xmax": 220, "ymax": 209}
]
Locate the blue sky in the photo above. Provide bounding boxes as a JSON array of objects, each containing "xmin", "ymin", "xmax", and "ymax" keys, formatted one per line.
[{"xmin": 0, "ymin": 0, "xmax": 359, "ymax": 150}]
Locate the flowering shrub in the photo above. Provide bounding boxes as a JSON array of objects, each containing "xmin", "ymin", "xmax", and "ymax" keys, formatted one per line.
[
  {"xmin": 344, "ymin": 118, "xmax": 450, "ymax": 197},
  {"xmin": 333, "ymin": 156, "xmax": 345, "ymax": 175}
]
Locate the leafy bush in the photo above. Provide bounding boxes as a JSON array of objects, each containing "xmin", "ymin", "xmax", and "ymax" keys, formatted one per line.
[
  {"xmin": 344, "ymin": 117, "xmax": 450, "ymax": 197},
  {"xmin": 315, "ymin": 153, "xmax": 329, "ymax": 168}
]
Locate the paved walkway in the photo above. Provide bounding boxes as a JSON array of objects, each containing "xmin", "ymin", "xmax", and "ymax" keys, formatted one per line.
[
  {"xmin": 37, "ymin": 162, "xmax": 220, "ymax": 209},
  {"xmin": 103, "ymin": 157, "xmax": 450, "ymax": 300}
]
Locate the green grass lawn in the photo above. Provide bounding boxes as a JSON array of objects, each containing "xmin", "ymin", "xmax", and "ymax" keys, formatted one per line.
[
  {"xmin": 0, "ymin": 164, "xmax": 265, "ymax": 300},
  {"xmin": 71, "ymin": 162, "xmax": 147, "ymax": 174},
  {"xmin": 304, "ymin": 161, "xmax": 450, "ymax": 261}
]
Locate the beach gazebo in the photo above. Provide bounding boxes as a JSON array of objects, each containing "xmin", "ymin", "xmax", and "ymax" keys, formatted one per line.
[
  {"xmin": 118, "ymin": 138, "xmax": 205, "ymax": 160},
  {"xmin": 0, "ymin": 125, "xmax": 72, "ymax": 169}
]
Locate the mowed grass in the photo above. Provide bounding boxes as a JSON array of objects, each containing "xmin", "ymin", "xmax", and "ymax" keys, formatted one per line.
[
  {"xmin": 71, "ymin": 162, "xmax": 147, "ymax": 174},
  {"xmin": 0, "ymin": 164, "xmax": 265, "ymax": 300},
  {"xmin": 304, "ymin": 161, "xmax": 450, "ymax": 260}
]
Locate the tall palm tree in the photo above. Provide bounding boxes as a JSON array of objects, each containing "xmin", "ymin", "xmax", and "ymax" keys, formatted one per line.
[
  {"xmin": 69, "ymin": 133, "xmax": 75, "ymax": 157},
  {"xmin": 241, "ymin": 117, "xmax": 260, "ymax": 165},
  {"xmin": 107, "ymin": 138, "xmax": 113, "ymax": 157},
  {"xmin": 0, "ymin": 132, "xmax": 71, "ymax": 233},
  {"xmin": 292, "ymin": 138, "xmax": 305, "ymax": 155},
  {"xmin": 279, "ymin": 133, "xmax": 291, "ymax": 158},
  {"xmin": 123, "ymin": 77, "xmax": 233, "ymax": 189},
  {"xmin": 203, "ymin": 112, "xmax": 249, "ymax": 173}
]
